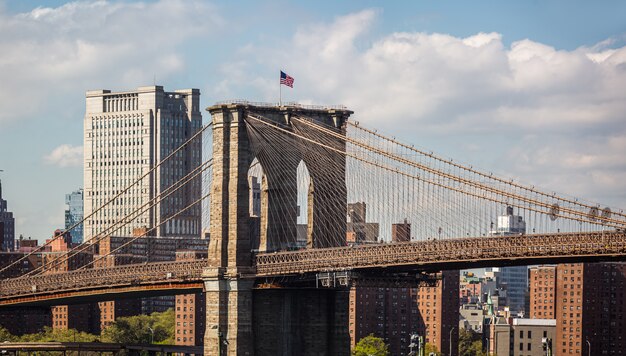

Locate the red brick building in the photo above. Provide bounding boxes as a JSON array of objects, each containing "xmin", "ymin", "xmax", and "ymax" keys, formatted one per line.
[
  {"xmin": 528, "ymin": 265, "xmax": 556, "ymax": 319},
  {"xmin": 93, "ymin": 253, "xmax": 142, "ymax": 331},
  {"xmin": 44, "ymin": 230, "xmax": 99, "ymax": 333},
  {"xmin": 529, "ymin": 263, "xmax": 626, "ymax": 355},
  {"xmin": 391, "ymin": 220, "xmax": 411, "ymax": 242},
  {"xmin": 175, "ymin": 250, "xmax": 206, "ymax": 346},
  {"xmin": 349, "ymin": 270, "xmax": 459, "ymax": 356},
  {"xmin": 0, "ymin": 251, "xmax": 48, "ymax": 334}
]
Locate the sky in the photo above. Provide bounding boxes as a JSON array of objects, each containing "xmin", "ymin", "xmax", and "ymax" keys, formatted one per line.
[{"xmin": 0, "ymin": 0, "xmax": 625, "ymax": 241}]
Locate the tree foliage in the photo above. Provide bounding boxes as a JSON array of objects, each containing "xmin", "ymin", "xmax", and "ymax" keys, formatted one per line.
[
  {"xmin": 101, "ymin": 309, "xmax": 175, "ymax": 344},
  {"xmin": 458, "ymin": 328, "xmax": 487, "ymax": 356},
  {"xmin": 0, "ymin": 326, "xmax": 17, "ymax": 342},
  {"xmin": 352, "ymin": 334, "xmax": 389, "ymax": 356},
  {"xmin": 0, "ymin": 309, "xmax": 174, "ymax": 345},
  {"xmin": 425, "ymin": 343, "xmax": 441, "ymax": 356},
  {"xmin": 18, "ymin": 326, "xmax": 100, "ymax": 342}
]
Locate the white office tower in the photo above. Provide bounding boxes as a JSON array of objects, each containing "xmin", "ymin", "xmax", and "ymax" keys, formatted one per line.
[
  {"xmin": 84, "ymin": 86, "xmax": 202, "ymax": 241},
  {"xmin": 489, "ymin": 206, "xmax": 528, "ymax": 314}
]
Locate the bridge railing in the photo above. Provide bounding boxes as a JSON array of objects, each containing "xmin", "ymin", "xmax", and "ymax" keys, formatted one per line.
[
  {"xmin": 3, "ymin": 231, "xmax": 626, "ymax": 300},
  {"xmin": 254, "ymin": 230, "xmax": 626, "ymax": 275},
  {"xmin": 0, "ymin": 260, "xmax": 206, "ymax": 298}
]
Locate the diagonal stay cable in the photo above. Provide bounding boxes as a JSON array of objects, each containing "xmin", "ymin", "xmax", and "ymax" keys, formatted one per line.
[
  {"xmin": 0, "ymin": 123, "xmax": 212, "ymax": 275},
  {"xmin": 246, "ymin": 114, "xmax": 624, "ymax": 230},
  {"xmin": 24, "ymin": 158, "xmax": 213, "ymax": 277}
]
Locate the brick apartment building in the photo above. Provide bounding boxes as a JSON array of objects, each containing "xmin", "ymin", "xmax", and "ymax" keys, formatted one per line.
[
  {"xmin": 0, "ymin": 249, "xmax": 49, "ymax": 335},
  {"xmin": 44, "ymin": 230, "xmax": 99, "ymax": 333},
  {"xmin": 93, "ymin": 252, "xmax": 142, "ymax": 331},
  {"xmin": 349, "ymin": 270, "xmax": 459, "ymax": 356},
  {"xmin": 529, "ymin": 263, "xmax": 626, "ymax": 355},
  {"xmin": 528, "ymin": 265, "xmax": 556, "ymax": 319},
  {"xmin": 174, "ymin": 250, "xmax": 206, "ymax": 346}
]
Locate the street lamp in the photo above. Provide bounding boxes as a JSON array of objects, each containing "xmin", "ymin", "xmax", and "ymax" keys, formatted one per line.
[
  {"xmin": 449, "ymin": 327, "xmax": 455, "ymax": 356},
  {"xmin": 542, "ymin": 337, "xmax": 552, "ymax": 356},
  {"xmin": 586, "ymin": 338, "xmax": 591, "ymax": 356},
  {"xmin": 408, "ymin": 333, "xmax": 418, "ymax": 356},
  {"xmin": 147, "ymin": 326, "xmax": 155, "ymax": 344}
]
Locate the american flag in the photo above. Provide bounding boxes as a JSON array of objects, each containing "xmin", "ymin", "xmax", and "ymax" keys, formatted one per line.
[{"xmin": 280, "ymin": 71, "xmax": 294, "ymax": 88}]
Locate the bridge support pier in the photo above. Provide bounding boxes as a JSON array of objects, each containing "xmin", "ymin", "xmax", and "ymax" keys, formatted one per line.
[
  {"xmin": 253, "ymin": 288, "xmax": 350, "ymax": 356},
  {"xmin": 204, "ymin": 269, "xmax": 255, "ymax": 356}
]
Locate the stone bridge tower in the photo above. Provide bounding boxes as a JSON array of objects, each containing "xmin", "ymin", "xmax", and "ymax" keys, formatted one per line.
[{"xmin": 204, "ymin": 102, "xmax": 352, "ymax": 355}]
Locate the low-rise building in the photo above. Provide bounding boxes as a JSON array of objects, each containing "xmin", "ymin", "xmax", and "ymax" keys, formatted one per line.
[{"xmin": 483, "ymin": 317, "xmax": 556, "ymax": 356}]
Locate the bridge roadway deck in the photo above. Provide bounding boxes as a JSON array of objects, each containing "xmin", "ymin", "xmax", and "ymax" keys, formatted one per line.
[
  {"xmin": 1, "ymin": 231, "xmax": 625, "ymax": 306},
  {"xmin": 255, "ymin": 230, "xmax": 626, "ymax": 275}
]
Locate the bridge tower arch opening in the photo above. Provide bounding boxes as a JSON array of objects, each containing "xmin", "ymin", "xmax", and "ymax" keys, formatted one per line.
[{"xmin": 296, "ymin": 160, "xmax": 312, "ymax": 249}]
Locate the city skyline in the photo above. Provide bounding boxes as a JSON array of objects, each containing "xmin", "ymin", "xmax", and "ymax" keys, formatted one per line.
[{"xmin": 1, "ymin": 0, "xmax": 625, "ymax": 240}]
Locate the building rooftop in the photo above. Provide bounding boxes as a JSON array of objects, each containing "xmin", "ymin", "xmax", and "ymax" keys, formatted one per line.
[{"xmin": 512, "ymin": 318, "xmax": 556, "ymax": 326}]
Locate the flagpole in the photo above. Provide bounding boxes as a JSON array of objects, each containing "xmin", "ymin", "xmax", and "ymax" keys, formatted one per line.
[{"xmin": 279, "ymin": 70, "xmax": 282, "ymax": 106}]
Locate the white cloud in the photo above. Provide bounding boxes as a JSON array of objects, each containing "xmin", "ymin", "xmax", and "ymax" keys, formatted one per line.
[
  {"xmin": 44, "ymin": 144, "xmax": 83, "ymax": 167},
  {"xmin": 0, "ymin": 0, "xmax": 221, "ymax": 126},
  {"xmin": 218, "ymin": 9, "xmax": 626, "ymax": 209}
]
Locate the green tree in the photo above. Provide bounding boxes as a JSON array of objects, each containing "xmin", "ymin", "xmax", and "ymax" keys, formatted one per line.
[
  {"xmin": 18, "ymin": 327, "xmax": 99, "ymax": 342},
  {"xmin": 0, "ymin": 326, "xmax": 17, "ymax": 342},
  {"xmin": 101, "ymin": 309, "xmax": 174, "ymax": 344},
  {"xmin": 459, "ymin": 327, "xmax": 487, "ymax": 356},
  {"xmin": 469, "ymin": 341, "xmax": 487, "ymax": 356},
  {"xmin": 425, "ymin": 343, "xmax": 441, "ymax": 356},
  {"xmin": 352, "ymin": 334, "xmax": 389, "ymax": 356}
]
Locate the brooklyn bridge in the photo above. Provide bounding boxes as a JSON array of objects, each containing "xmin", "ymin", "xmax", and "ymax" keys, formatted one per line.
[{"xmin": 1, "ymin": 102, "xmax": 625, "ymax": 355}]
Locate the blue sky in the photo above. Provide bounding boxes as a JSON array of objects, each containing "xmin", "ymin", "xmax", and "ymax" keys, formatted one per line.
[{"xmin": 1, "ymin": 0, "xmax": 625, "ymax": 240}]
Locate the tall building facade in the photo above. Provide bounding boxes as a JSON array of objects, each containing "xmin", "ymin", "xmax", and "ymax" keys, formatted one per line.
[
  {"xmin": 489, "ymin": 206, "xmax": 528, "ymax": 314},
  {"xmin": 65, "ymin": 188, "xmax": 84, "ymax": 244},
  {"xmin": 175, "ymin": 250, "xmax": 206, "ymax": 346},
  {"xmin": 0, "ymin": 179, "xmax": 15, "ymax": 251},
  {"xmin": 556, "ymin": 263, "xmax": 626, "ymax": 356},
  {"xmin": 529, "ymin": 265, "xmax": 556, "ymax": 319},
  {"xmin": 83, "ymin": 86, "xmax": 202, "ymax": 241},
  {"xmin": 349, "ymin": 270, "xmax": 459, "ymax": 356},
  {"xmin": 528, "ymin": 263, "xmax": 626, "ymax": 355},
  {"xmin": 44, "ymin": 230, "xmax": 99, "ymax": 334}
]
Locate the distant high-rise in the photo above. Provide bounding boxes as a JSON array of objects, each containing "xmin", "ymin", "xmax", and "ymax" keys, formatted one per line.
[
  {"xmin": 83, "ymin": 86, "xmax": 202, "ymax": 241},
  {"xmin": 346, "ymin": 202, "xmax": 379, "ymax": 244},
  {"xmin": 489, "ymin": 206, "xmax": 528, "ymax": 314},
  {"xmin": 391, "ymin": 219, "xmax": 411, "ymax": 242},
  {"xmin": 65, "ymin": 188, "xmax": 84, "ymax": 244},
  {"xmin": 0, "ymin": 179, "xmax": 15, "ymax": 251}
]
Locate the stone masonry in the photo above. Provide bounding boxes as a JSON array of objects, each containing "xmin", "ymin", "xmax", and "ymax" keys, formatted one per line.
[{"xmin": 203, "ymin": 103, "xmax": 352, "ymax": 355}]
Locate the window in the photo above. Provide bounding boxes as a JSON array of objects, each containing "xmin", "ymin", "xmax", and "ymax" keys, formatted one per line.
[{"xmin": 520, "ymin": 330, "xmax": 524, "ymax": 338}]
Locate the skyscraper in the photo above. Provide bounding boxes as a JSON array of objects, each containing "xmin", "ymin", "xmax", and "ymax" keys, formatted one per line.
[
  {"xmin": 83, "ymin": 86, "xmax": 202, "ymax": 241},
  {"xmin": 0, "ymin": 179, "xmax": 15, "ymax": 251},
  {"xmin": 489, "ymin": 206, "xmax": 528, "ymax": 314},
  {"xmin": 65, "ymin": 188, "xmax": 84, "ymax": 244}
]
